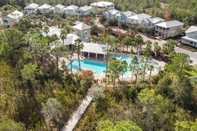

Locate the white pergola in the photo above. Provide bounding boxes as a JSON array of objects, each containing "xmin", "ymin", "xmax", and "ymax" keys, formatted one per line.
[{"xmin": 81, "ymin": 43, "xmax": 111, "ymax": 60}]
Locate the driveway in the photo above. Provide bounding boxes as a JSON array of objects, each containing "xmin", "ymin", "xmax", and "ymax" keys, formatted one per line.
[{"xmin": 139, "ymin": 34, "xmax": 197, "ymax": 65}]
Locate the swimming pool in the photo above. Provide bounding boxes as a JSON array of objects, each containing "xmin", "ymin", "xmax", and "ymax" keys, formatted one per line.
[
  {"xmin": 67, "ymin": 59, "xmax": 106, "ymax": 74},
  {"xmin": 67, "ymin": 55, "xmax": 158, "ymax": 75}
]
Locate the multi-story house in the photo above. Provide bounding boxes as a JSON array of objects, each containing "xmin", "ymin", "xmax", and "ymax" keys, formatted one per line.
[
  {"xmin": 63, "ymin": 5, "xmax": 79, "ymax": 16},
  {"xmin": 76, "ymin": 6, "xmax": 92, "ymax": 16},
  {"xmin": 155, "ymin": 20, "xmax": 184, "ymax": 39},
  {"xmin": 2, "ymin": 10, "xmax": 23, "ymax": 27},
  {"xmin": 38, "ymin": 4, "xmax": 52, "ymax": 14},
  {"xmin": 103, "ymin": 9, "xmax": 120, "ymax": 19},
  {"xmin": 128, "ymin": 13, "xmax": 151, "ymax": 24},
  {"xmin": 90, "ymin": 1, "xmax": 114, "ymax": 12},
  {"xmin": 182, "ymin": 26, "xmax": 197, "ymax": 48},
  {"xmin": 54, "ymin": 4, "xmax": 65, "ymax": 14},
  {"xmin": 116, "ymin": 11, "xmax": 136, "ymax": 23},
  {"xmin": 142, "ymin": 17, "xmax": 165, "ymax": 28},
  {"xmin": 24, "ymin": 3, "xmax": 39, "ymax": 15}
]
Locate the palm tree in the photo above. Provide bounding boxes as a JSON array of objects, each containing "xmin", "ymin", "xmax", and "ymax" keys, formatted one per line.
[
  {"xmin": 112, "ymin": 38, "xmax": 120, "ymax": 53},
  {"xmin": 74, "ymin": 38, "xmax": 84, "ymax": 70},
  {"xmin": 148, "ymin": 64, "xmax": 154, "ymax": 80},
  {"xmin": 135, "ymin": 35, "xmax": 144, "ymax": 54},
  {"xmin": 129, "ymin": 56, "xmax": 140, "ymax": 84},
  {"xmin": 60, "ymin": 29, "xmax": 67, "ymax": 45}
]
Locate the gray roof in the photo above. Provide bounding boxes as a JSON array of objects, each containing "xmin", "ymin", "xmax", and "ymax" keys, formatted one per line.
[
  {"xmin": 67, "ymin": 5, "xmax": 78, "ymax": 10},
  {"xmin": 108, "ymin": 9, "xmax": 120, "ymax": 15},
  {"xmin": 73, "ymin": 23, "xmax": 91, "ymax": 30},
  {"xmin": 61, "ymin": 34, "xmax": 80, "ymax": 45},
  {"xmin": 129, "ymin": 13, "xmax": 151, "ymax": 20},
  {"xmin": 55, "ymin": 4, "xmax": 65, "ymax": 9},
  {"xmin": 25, "ymin": 3, "xmax": 39, "ymax": 9},
  {"xmin": 39, "ymin": 4, "xmax": 51, "ymax": 9},
  {"xmin": 156, "ymin": 20, "xmax": 184, "ymax": 28},
  {"xmin": 122, "ymin": 11, "xmax": 136, "ymax": 17},
  {"xmin": 6, "ymin": 10, "xmax": 23, "ymax": 19},
  {"xmin": 82, "ymin": 43, "xmax": 110, "ymax": 54},
  {"xmin": 80, "ymin": 6, "xmax": 92, "ymax": 11},
  {"xmin": 149, "ymin": 17, "xmax": 165, "ymax": 24},
  {"xmin": 185, "ymin": 26, "xmax": 197, "ymax": 33}
]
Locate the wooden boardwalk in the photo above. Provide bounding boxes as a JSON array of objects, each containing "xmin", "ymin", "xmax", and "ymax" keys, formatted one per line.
[{"xmin": 61, "ymin": 95, "xmax": 93, "ymax": 131}]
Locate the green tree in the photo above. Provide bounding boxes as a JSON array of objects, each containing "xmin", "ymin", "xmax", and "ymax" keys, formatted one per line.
[
  {"xmin": 106, "ymin": 58, "xmax": 127, "ymax": 89},
  {"xmin": 135, "ymin": 35, "xmax": 144, "ymax": 54},
  {"xmin": 129, "ymin": 56, "xmax": 140, "ymax": 83},
  {"xmin": 41, "ymin": 98, "xmax": 62, "ymax": 126},
  {"xmin": 0, "ymin": 116, "xmax": 25, "ymax": 131},
  {"xmin": 96, "ymin": 120, "xmax": 142, "ymax": 131},
  {"xmin": 175, "ymin": 119, "xmax": 197, "ymax": 131},
  {"xmin": 165, "ymin": 53, "xmax": 191, "ymax": 77},
  {"xmin": 17, "ymin": 18, "xmax": 31, "ymax": 34},
  {"xmin": 52, "ymin": 41, "xmax": 69, "ymax": 75},
  {"xmin": 60, "ymin": 29, "xmax": 67, "ymax": 45},
  {"xmin": 74, "ymin": 38, "xmax": 83, "ymax": 70}
]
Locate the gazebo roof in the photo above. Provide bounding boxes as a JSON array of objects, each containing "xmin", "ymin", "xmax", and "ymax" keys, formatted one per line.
[
  {"xmin": 73, "ymin": 23, "xmax": 91, "ymax": 30},
  {"xmin": 82, "ymin": 43, "xmax": 110, "ymax": 54}
]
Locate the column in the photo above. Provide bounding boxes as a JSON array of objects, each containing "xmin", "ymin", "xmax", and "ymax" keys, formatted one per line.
[
  {"xmin": 88, "ymin": 52, "xmax": 90, "ymax": 58},
  {"xmin": 96, "ymin": 54, "xmax": 97, "ymax": 60}
]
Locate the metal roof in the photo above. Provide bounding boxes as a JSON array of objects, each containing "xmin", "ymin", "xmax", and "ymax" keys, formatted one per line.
[
  {"xmin": 122, "ymin": 11, "xmax": 136, "ymax": 17},
  {"xmin": 129, "ymin": 13, "xmax": 151, "ymax": 21},
  {"xmin": 55, "ymin": 4, "xmax": 65, "ymax": 9},
  {"xmin": 185, "ymin": 26, "xmax": 197, "ymax": 34},
  {"xmin": 66, "ymin": 5, "xmax": 78, "ymax": 10},
  {"xmin": 82, "ymin": 43, "xmax": 110, "ymax": 54},
  {"xmin": 79, "ymin": 6, "xmax": 92, "ymax": 11},
  {"xmin": 38, "ymin": 4, "xmax": 51, "ymax": 9},
  {"xmin": 7, "ymin": 10, "xmax": 23, "ymax": 19},
  {"xmin": 108, "ymin": 9, "xmax": 120, "ymax": 15},
  {"xmin": 156, "ymin": 20, "xmax": 184, "ymax": 28},
  {"xmin": 25, "ymin": 3, "xmax": 39, "ymax": 9},
  {"xmin": 60, "ymin": 34, "xmax": 80, "ymax": 45},
  {"xmin": 73, "ymin": 23, "xmax": 91, "ymax": 30},
  {"xmin": 90, "ymin": 1, "xmax": 114, "ymax": 6},
  {"xmin": 149, "ymin": 17, "xmax": 165, "ymax": 24}
]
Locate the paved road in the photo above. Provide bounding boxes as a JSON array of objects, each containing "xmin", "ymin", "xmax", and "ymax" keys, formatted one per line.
[{"xmin": 140, "ymin": 34, "xmax": 197, "ymax": 65}]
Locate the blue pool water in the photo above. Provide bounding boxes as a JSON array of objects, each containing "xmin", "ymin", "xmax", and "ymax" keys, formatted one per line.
[
  {"xmin": 67, "ymin": 59, "xmax": 106, "ymax": 74},
  {"xmin": 67, "ymin": 55, "xmax": 158, "ymax": 75}
]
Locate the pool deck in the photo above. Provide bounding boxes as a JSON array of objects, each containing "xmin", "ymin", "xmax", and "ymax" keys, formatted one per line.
[{"xmin": 60, "ymin": 53, "xmax": 166, "ymax": 80}]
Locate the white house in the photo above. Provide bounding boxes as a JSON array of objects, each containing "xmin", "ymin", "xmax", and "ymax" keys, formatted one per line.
[
  {"xmin": 155, "ymin": 20, "xmax": 184, "ymax": 39},
  {"xmin": 24, "ymin": 3, "xmax": 39, "ymax": 15},
  {"xmin": 38, "ymin": 4, "xmax": 52, "ymax": 14},
  {"xmin": 142, "ymin": 17, "xmax": 165, "ymax": 28},
  {"xmin": 90, "ymin": 1, "xmax": 114, "ymax": 12},
  {"xmin": 73, "ymin": 23, "xmax": 91, "ymax": 39},
  {"xmin": 2, "ymin": 10, "xmax": 24, "ymax": 27},
  {"xmin": 63, "ymin": 5, "xmax": 79, "ymax": 16},
  {"xmin": 54, "ymin": 4, "xmax": 65, "ymax": 14},
  {"xmin": 76, "ymin": 6, "xmax": 92, "ymax": 16},
  {"xmin": 103, "ymin": 9, "xmax": 120, "ymax": 19},
  {"xmin": 128, "ymin": 13, "xmax": 151, "ymax": 24},
  {"xmin": 116, "ymin": 11, "xmax": 136, "ymax": 22},
  {"xmin": 182, "ymin": 26, "xmax": 197, "ymax": 48}
]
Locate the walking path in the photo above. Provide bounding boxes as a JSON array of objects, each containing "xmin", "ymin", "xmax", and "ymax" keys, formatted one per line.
[{"xmin": 61, "ymin": 95, "xmax": 93, "ymax": 131}]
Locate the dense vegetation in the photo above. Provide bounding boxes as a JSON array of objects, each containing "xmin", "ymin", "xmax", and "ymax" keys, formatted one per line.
[{"xmin": 0, "ymin": 1, "xmax": 197, "ymax": 131}]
